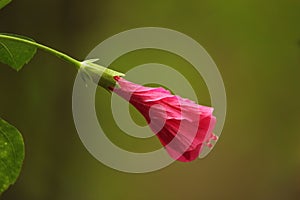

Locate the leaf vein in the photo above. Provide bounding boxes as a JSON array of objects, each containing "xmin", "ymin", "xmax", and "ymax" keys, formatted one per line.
[
  {"xmin": 0, "ymin": 41, "xmax": 17, "ymax": 67},
  {"xmin": 0, "ymin": 128, "xmax": 17, "ymax": 165}
]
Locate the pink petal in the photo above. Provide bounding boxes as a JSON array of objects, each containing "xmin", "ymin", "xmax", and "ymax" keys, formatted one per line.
[{"xmin": 111, "ymin": 77, "xmax": 217, "ymax": 162}]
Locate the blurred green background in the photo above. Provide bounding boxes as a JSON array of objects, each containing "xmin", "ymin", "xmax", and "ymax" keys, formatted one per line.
[{"xmin": 1, "ymin": 0, "xmax": 300, "ymax": 199}]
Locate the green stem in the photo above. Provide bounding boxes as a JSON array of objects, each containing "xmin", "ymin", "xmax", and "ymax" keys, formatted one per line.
[
  {"xmin": 0, "ymin": 34, "xmax": 81, "ymax": 69},
  {"xmin": 0, "ymin": 34, "xmax": 125, "ymax": 88}
]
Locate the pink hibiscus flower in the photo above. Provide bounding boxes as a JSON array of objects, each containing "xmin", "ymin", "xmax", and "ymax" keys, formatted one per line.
[{"xmin": 110, "ymin": 76, "xmax": 217, "ymax": 162}]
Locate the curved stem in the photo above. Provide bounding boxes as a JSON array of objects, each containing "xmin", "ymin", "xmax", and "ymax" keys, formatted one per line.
[{"xmin": 0, "ymin": 34, "xmax": 81, "ymax": 69}]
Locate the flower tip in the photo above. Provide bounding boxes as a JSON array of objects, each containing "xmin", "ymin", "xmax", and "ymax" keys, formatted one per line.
[
  {"xmin": 113, "ymin": 76, "xmax": 121, "ymax": 81},
  {"xmin": 205, "ymin": 142, "xmax": 213, "ymax": 148},
  {"xmin": 211, "ymin": 134, "xmax": 218, "ymax": 141},
  {"xmin": 108, "ymin": 86, "xmax": 114, "ymax": 91}
]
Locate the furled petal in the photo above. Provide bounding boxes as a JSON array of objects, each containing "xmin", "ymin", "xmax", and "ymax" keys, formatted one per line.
[{"xmin": 111, "ymin": 76, "xmax": 217, "ymax": 162}]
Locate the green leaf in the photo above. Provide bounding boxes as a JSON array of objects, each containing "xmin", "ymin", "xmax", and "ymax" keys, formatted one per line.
[
  {"xmin": 0, "ymin": 0, "xmax": 11, "ymax": 10},
  {"xmin": 0, "ymin": 33, "xmax": 37, "ymax": 71},
  {"xmin": 0, "ymin": 118, "xmax": 25, "ymax": 194}
]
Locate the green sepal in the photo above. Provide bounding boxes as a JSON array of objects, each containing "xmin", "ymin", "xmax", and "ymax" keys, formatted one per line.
[{"xmin": 80, "ymin": 59, "xmax": 125, "ymax": 89}]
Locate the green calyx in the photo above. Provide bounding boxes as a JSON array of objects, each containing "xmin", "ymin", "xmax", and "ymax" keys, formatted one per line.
[{"xmin": 80, "ymin": 59, "xmax": 125, "ymax": 89}]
